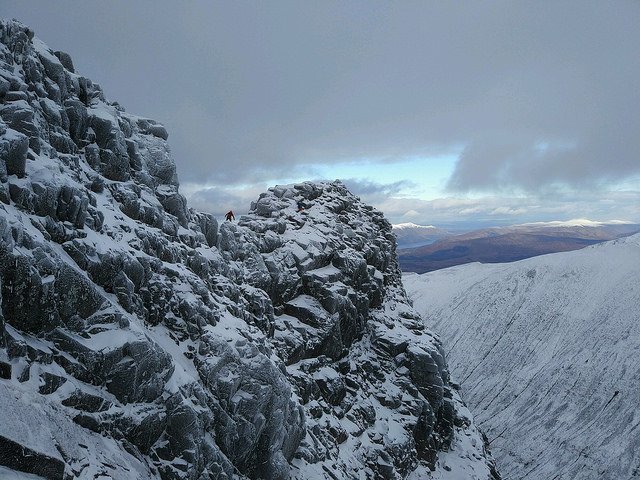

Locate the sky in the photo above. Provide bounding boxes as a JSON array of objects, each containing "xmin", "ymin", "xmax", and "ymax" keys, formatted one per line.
[{"xmin": 3, "ymin": 1, "xmax": 640, "ymax": 229}]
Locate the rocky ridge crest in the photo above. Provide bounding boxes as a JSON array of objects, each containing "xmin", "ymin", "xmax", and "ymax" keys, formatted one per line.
[{"xmin": 0, "ymin": 19, "xmax": 497, "ymax": 480}]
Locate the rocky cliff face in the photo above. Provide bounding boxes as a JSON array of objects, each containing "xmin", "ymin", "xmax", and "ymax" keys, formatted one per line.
[{"xmin": 0, "ymin": 19, "xmax": 497, "ymax": 479}]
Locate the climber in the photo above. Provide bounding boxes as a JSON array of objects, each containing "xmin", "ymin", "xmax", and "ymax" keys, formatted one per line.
[
  {"xmin": 297, "ymin": 202, "xmax": 305, "ymax": 212},
  {"xmin": 225, "ymin": 210, "xmax": 235, "ymax": 221}
]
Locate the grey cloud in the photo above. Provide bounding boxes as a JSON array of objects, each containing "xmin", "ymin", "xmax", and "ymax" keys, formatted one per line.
[
  {"xmin": 377, "ymin": 189, "xmax": 640, "ymax": 229},
  {"xmin": 4, "ymin": 1, "xmax": 640, "ymax": 195},
  {"xmin": 342, "ymin": 178, "xmax": 414, "ymax": 198}
]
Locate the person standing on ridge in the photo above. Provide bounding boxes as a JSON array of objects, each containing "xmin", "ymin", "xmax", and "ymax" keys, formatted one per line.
[{"xmin": 225, "ymin": 210, "xmax": 235, "ymax": 221}]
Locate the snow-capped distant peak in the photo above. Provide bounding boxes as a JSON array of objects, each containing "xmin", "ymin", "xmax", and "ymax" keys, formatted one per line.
[
  {"xmin": 520, "ymin": 218, "xmax": 634, "ymax": 228},
  {"xmin": 392, "ymin": 222, "xmax": 438, "ymax": 230}
]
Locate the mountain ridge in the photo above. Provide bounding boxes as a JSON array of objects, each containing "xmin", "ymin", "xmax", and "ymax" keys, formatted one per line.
[
  {"xmin": 0, "ymin": 19, "xmax": 497, "ymax": 479},
  {"xmin": 397, "ymin": 221, "xmax": 640, "ymax": 273},
  {"xmin": 404, "ymin": 233, "xmax": 640, "ymax": 478}
]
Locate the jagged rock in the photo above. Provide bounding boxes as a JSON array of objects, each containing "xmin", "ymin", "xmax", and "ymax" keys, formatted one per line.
[
  {"xmin": 99, "ymin": 146, "xmax": 130, "ymax": 181},
  {"xmin": 64, "ymin": 98, "xmax": 88, "ymax": 144},
  {"xmin": 155, "ymin": 184, "xmax": 188, "ymax": 227},
  {"xmin": 38, "ymin": 371, "xmax": 67, "ymax": 394},
  {"xmin": 0, "ymin": 128, "xmax": 29, "ymax": 177},
  {"xmin": 137, "ymin": 117, "xmax": 169, "ymax": 140},
  {"xmin": 0, "ymin": 435, "xmax": 66, "ymax": 480},
  {"xmin": 0, "ymin": 100, "xmax": 39, "ymax": 153},
  {"xmin": 102, "ymin": 340, "xmax": 172, "ymax": 403},
  {"xmin": 88, "ymin": 110, "xmax": 117, "ymax": 149},
  {"xmin": 54, "ymin": 50, "xmax": 75, "ymax": 73},
  {"xmin": 0, "ymin": 18, "xmax": 498, "ymax": 480},
  {"xmin": 137, "ymin": 133, "xmax": 179, "ymax": 187},
  {"xmin": 62, "ymin": 388, "xmax": 113, "ymax": 412},
  {"xmin": 193, "ymin": 211, "xmax": 218, "ymax": 248},
  {"xmin": 0, "ymin": 76, "xmax": 10, "ymax": 98},
  {"xmin": 0, "ymin": 360, "xmax": 10, "ymax": 379}
]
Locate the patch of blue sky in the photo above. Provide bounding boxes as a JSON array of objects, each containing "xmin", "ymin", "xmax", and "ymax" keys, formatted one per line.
[
  {"xmin": 306, "ymin": 153, "xmax": 460, "ymax": 200},
  {"xmin": 610, "ymin": 174, "xmax": 640, "ymax": 192}
]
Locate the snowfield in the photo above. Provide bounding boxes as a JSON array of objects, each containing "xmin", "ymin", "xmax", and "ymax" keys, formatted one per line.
[{"xmin": 404, "ymin": 233, "xmax": 640, "ymax": 479}]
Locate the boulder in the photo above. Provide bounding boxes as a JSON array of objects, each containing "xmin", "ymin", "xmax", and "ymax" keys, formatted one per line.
[
  {"xmin": 0, "ymin": 129, "xmax": 28, "ymax": 177},
  {"xmin": 54, "ymin": 50, "xmax": 75, "ymax": 73},
  {"xmin": 64, "ymin": 98, "xmax": 88, "ymax": 144},
  {"xmin": 0, "ymin": 100, "xmax": 39, "ymax": 153},
  {"xmin": 0, "ymin": 435, "xmax": 65, "ymax": 480}
]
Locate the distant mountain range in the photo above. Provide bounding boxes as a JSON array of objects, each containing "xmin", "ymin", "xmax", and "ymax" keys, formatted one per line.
[{"xmin": 395, "ymin": 220, "xmax": 640, "ymax": 273}]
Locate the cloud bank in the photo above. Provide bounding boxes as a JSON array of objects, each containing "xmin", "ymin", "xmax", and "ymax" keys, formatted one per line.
[{"xmin": 4, "ymin": 0, "xmax": 639, "ymax": 225}]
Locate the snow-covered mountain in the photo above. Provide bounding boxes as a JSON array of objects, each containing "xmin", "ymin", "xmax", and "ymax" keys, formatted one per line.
[
  {"xmin": 0, "ymin": 19, "xmax": 498, "ymax": 479},
  {"xmin": 404, "ymin": 234, "xmax": 640, "ymax": 479}
]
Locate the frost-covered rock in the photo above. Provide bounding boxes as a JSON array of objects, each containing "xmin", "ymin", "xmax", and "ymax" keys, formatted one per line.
[
  {"xmin": 233, "ymin": 181, "xmax": 499, "ymax": 478},
  {"xmin": 0, "ymin": 18, "xmax": 497, "ymax": 480}
]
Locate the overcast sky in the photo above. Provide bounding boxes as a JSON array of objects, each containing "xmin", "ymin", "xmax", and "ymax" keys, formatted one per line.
[{"xmin": 3, "ymin": 1, "xmax": 639, "ymax": 228}]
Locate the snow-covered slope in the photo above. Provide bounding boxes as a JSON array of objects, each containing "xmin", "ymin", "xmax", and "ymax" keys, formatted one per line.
[
  {"xmin": 0, "ymin": 19, "xmax": 497, "ymax": 479},
  {"xmin": 404, "ymin": 234, "xmax": 640, "ymax": 479}
]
